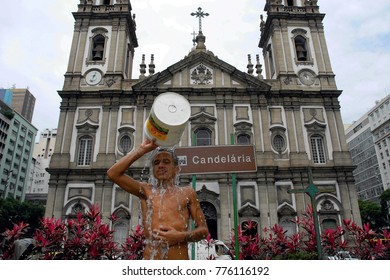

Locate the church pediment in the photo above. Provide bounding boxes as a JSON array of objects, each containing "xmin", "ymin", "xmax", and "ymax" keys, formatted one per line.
[
  {"xmin": 189, "ymin": 110, "xmax": 217, "ymax": 123},
  {"xmin": 75, "ymin": 121, "xmax": 99, "ymax": 133},
  {"xmin": 132, "ymin": 51, "xmax": 271, "ymax": 91},
  {"xmin": 238, "ymin": 203, "xmax": 260, "ymax": 217}
]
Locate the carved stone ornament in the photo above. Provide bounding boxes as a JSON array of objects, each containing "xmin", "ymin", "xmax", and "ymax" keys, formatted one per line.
[
  {"xmin": 106, "ymin": 76, "xmax": 118, "ymax": 87},
  {"xmin": 85, "ymin": 109, "xmax": 93, "ymax": 118},
  {"xmin": 321, "ymin": 199, "xmax": 334, "ymax": 211},
  {"xmin": 72, "ymin": 202, "xmax": 85, "ymax": 214},
  {"xmin": 283, "ymin": 77, "xmax": 292, "ymax": 85},
  {"xmin": 190, "ymin": 64, "xmax": 213, "ymax": 85}
]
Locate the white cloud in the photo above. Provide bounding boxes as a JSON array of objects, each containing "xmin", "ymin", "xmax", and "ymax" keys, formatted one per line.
[{"xmin": 1, "ymin": 40, "xmax": 26, "ymax": 67}]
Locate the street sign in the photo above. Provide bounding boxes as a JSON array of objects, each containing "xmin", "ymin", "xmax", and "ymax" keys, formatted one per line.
[{"xmin": 174, "ymin": 145, "xmax": 257, "ymax": 175}]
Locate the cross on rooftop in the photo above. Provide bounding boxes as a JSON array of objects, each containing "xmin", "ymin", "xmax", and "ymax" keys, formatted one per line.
[{"xmin": 191, "ymin": 7, "xmax": 209, "ymax": 32}]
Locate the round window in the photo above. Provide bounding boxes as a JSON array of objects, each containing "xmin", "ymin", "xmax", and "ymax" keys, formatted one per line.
[
  {"xmin": 273, "ymin": 134, "xmax": 285, "ymax": 152},
  {"xmin": 237, "ymin": 134, "xmax": 251, "ymax": 144},
  {"xmin": 120, "ymin": 135, "xmax": 132, "ymax": 154}
]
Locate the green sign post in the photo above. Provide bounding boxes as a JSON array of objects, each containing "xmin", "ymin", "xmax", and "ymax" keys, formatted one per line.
[
  {"xmin": 288, "ymin": 168, "xmax": 323, "ymax": 260},
  {"xmin": 191, "ymin": 133, "xmax": 197, "ymax": 260},
  {"xmin": 230, "ymin": 134, "xmax": 239, "ymax": 260}
]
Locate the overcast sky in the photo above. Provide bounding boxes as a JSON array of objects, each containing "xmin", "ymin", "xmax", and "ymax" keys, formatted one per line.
[{"xmin": 1, "ymin": 0, "xmax": 390, "ymax": 137}]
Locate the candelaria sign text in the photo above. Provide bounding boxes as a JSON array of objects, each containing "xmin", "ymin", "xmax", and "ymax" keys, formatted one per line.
[{"xmin": 174, "ymin": 145, "xmax": 257, "ymax": 175}]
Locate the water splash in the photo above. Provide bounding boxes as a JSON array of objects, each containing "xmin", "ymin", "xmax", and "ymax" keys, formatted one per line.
[
  {"xmin": 142, "ymin": 145, "xmax": 194, "ymax": 259},
  {"xmin": 138, "ymin": 161, "xmax": 150, "ymax": 224},
  {"xmin": 139, "ymin": 164, "xmax": 148, "ymax": 183}
]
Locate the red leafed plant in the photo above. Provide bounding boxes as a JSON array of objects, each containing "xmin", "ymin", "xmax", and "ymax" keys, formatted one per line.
[
  {"xmin": 0, "ymin": 221, "xmax": 29, "ymax": 260},
  {"xmin": 2, "ymin": 203, "xmax": 389, "ymax": 260},
  {"xmin": 120, "ymin": 225, "xmax": 145, "ymax": 260},
  {"xmin": 293, "ymin": 204, "xmax": 317, "ymax": 253},
  {"xmin": 321, "ymin": 226, "xmax": 347, "ymax": 257},
  {"xmin": 342, "ymin": 219, "xmax": 389, "ymax": 260},
  {"xmin": 261, "ymin": 224, "xmax": 289, "ymax": 258},
  {"xmin": 33, "ymin": 216, "xmax": 67, "ymax": 259},
  {"xmin": 30, "ymin": 204, "xmax": 120, "ymax": 260},
  {"xmin": 229, "ymin": 226, "xmax": 246, "ymax": 259},
  {"xmin": 0, "ymin": 204, "xmax": 146, "ymax": 260},
  {"xmin": 230, "ymin": 204, "xmax": 389, "ymax": 260}
]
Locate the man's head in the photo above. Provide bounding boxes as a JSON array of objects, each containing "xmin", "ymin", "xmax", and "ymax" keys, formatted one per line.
[
  {"xmin": 150, "ymin": 148, "xmax": 179, "ymax": 182},
  {"xmin": 151, "ymin": 148, "xmax": 179, "ymax": 166}
]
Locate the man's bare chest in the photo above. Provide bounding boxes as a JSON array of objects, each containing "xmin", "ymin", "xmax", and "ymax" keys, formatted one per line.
[{"xmin": 147, "ymin": 190, "xmax": 189, "ymax": 211}]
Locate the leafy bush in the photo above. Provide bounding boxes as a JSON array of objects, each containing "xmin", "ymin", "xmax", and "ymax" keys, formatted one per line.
[
  {"xmin": 0, "ymin": 221, "xmax": 29, "ymax": 259},
  {"xmin": 1, "ymin": 204, "xmax": 144, "ymax": 260},
  {"xmin": 120, "ymin": 225, "xmax": 145, "ymax": 260},
  {"xmin": 227, "ymin": 205, "xmax": 390, "ymax": 260},
  {"xmin": 1, "ymin": 204, "xmax": 389, "ymax": 260}
]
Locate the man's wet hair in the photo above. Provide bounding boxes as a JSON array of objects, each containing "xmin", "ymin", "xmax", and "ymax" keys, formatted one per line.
[{"xmin": 150, "ymin": 147, "xmax": 179, "ymax": 166}]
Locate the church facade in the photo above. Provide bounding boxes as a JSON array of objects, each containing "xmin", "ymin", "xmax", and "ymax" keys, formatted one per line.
[{"xmin": 46, "ymin": 0, "xmax": 361, "ymax": 244}]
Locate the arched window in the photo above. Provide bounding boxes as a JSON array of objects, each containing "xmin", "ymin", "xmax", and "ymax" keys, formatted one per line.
[
  {"xmin": 112, "ymin": 208, "xmax": 130, "ymax": 245},
  {"xmin": 280, "ymin": 217, "xmax": 296, "ymax": 237},
  {"xmin": 200, "ymin": 201, "xmax": 218, "ymax": 240},
  {"xmin": 91, "ymin": 34, "xmax": 105, "ymax": 61},
  {"xmin": 237, "ymin": 134, "xmax": 251, "ymax": 144},
  {"xmin": 277, "ymin": 204, "xmax": 297, "ymax": 237},
  {"xmin": 322, "ymin": 219, "xmax": 337, "ymax": 231},
  {"xmin": 78, "ymin": 136, "xmax": 93, "ymax": 166},
  {"xmin": 196, "ymin": 128, "xmax": 211, "ymax": 146},
  {"xmin": 295, "ymin": 35, "xmax": 308, "ymax": 61},
  {"xmin": 241, "ymin": 220, "xmax": 258, "ymax": 238},
  {"xmin": 311, "ymin": 135, "xmax": 326, "ymax": 164},
  {"xmin": 113, "ymin": 222, "xmax": 128, "ymax": 245}
]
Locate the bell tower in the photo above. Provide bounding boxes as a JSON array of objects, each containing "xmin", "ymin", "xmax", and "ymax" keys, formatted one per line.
[
  {"xmin": 46, "ymin": 0, "xmax": 138, "ymax": 220},
  {"xmin": 259, "ymin": 0, "xmax": 336, "ymax": 90},
  {"xmin": 63, "ymin": 0, "xmax": 137, "ymax": 91}
]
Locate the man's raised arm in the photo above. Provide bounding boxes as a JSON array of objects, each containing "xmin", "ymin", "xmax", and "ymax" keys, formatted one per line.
[{"xmin": 106, "ymin": 139, "xmax": 158, "ymax": 198}]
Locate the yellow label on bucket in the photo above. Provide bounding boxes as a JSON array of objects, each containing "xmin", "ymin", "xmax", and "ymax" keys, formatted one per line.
[{"xmin": 146, "ymin": 115, "xmax": 169, "ymax": 141}]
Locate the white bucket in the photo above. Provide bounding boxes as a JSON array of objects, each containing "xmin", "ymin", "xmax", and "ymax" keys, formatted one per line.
[{"xmin": 144, "ymin": 92, "xmax": 191, "ymax": 147}]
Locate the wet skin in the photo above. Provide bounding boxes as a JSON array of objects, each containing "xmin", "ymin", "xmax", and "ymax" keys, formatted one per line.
[
  {"xmin": 142, "ymin": 184, "xmax": 202, "ymax": 259},
  {"xmin": 107, "ymin": 139, "xmax": 209, "ymax": 260}
]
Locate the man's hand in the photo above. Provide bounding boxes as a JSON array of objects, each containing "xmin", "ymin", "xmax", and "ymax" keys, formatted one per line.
[
  {"xmin": 140, "ymin": 138, "xmax": 159, "ymax": 154},
  {"xmin": 152, "ymin": 226, "xmax": 187, "ymax": 246}
]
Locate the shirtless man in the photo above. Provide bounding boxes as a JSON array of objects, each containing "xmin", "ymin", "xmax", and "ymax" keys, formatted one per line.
[{"xmin": 107, "ymin": 138, "xmax": 209, "ymax": 260}]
